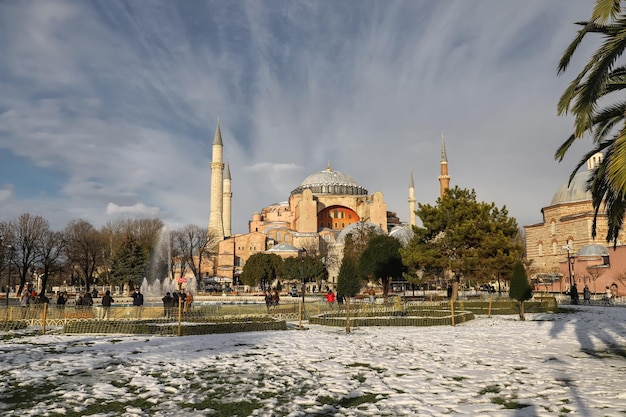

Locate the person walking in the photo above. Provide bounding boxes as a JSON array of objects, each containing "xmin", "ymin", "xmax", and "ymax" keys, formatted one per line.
[
  {"xmin": 162, "ymin": 292, "xmax": 173, "ymax": 318},
  {"xmin": 570, "ymin": 283, "xmax": 579, "ymax": 305},
  {"xmin": 20, "ymin": 284, "xmax": 32, "ymax": 307},
  {"xmin": 172, "ymin": 291, "xmax": 180, "ymax": 315},
  {"xmin": 583, "ymin": 285, "xmax": 592, "ymax": 305},
  {"xmin": 100, "ymin": 290, "xmax": 114, "ymax": 319},
  {"xmin": 131, "ymin": 288, "xmax": 144, "ymax": 318},
  {"xmin": 184, "ymin": 291, "xmax": 194, "ymax": 313},
  {"xmin": 368, "ymin": 287, "xmax": 376, "ymax": 304},
  {"xmin": 56, "ymin": 291, "xmax": 67, "ymax": 309}
]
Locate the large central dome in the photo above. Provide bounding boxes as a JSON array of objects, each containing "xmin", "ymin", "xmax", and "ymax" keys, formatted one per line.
[{"xmin": 291, "ymin": 165, "xmax": 368, "ymax": 196}]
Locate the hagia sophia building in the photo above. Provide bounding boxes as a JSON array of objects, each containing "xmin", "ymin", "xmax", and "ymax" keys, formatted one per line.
[
  {"xmin": 205, "ymin": 121, "xmax": 626, "ymax": 295},
  {"xmin": 205, "ymin": 122, "xmax": 450, "ymax": 287}
]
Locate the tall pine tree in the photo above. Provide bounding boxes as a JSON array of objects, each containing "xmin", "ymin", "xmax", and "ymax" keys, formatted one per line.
[
  {"xmin": 337, "ymin": 257, "xmax": 361, "ymax": 333},
  {"xmin": 509, "ymin": 261, "xmax": 532, "ymax": 321}
]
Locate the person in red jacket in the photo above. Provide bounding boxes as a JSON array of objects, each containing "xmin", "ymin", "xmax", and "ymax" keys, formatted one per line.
[{"xmin": 326, "ymin": 290, "xmax": 335, "ymax": 303}]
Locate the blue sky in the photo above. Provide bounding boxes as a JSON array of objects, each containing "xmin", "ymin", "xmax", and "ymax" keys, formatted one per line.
[{"xmin": 0, "ymin": 1, "xmax": 598, "ymax": 233}]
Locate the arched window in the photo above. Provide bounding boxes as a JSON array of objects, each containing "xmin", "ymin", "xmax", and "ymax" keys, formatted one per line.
[{"xmin": 538, "ymin": 242, "xmax": 544, "ymax": 256}]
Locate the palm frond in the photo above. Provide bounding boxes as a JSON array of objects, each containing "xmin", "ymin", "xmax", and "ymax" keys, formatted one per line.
[
  {"xmin": 606, "ymin": 127, "xmax": 626, "ymax": 192},
  {"xmin": 555, "ymin": 133, "xmax": 578, "ymax": 162},
  {"xmin": 570, "ymin": 28, "xmax": 626, "ymax": 137},
  {"xmin": 591, "ymin": 0, "xmax": 622, "ymax": 23}
]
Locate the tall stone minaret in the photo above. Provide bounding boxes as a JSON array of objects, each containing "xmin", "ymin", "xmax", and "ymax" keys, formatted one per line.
[
  {"xmin": 208, "ymin": 121, "xmax": 225, "ymax": 240},
  {"xmin": 408, "ymin": 167, "xmax": 416, "ymax": 227},
  {"xmin": 222, "ymin": 161, "xmax": 232, "ymax": 238},
  {"xmin": 438, "ymin": 132, "xmax": 450, "ymax": 197}
]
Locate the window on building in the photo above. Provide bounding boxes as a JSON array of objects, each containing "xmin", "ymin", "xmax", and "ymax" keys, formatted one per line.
[
  {"xmin": 552, "ymin": 241, "xmax": 557, "ymax": 254},
  {"xmin": 550, "ymin": 220, "xmax": 556, "ymax": 236},
  {"xmin": 538, "ymin": 243, "xmax": 544, "ymax": 256}
]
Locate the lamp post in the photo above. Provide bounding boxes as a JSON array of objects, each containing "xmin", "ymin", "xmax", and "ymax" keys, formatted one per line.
[
  {"xmin": 298, "ymin": 247, "xmax": 307, "ymax": 330},
  {"xmin": 299, "ymin": 248, "xmax": 307, "ymax": 305},
  {"xmin": 563, "ymin": 245, "xmax": 574, "ymax": 290}
]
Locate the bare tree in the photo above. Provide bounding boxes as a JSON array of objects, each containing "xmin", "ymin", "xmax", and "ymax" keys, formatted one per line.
[
  {"xmin": 585, "ymin": 267, "xmax": 605, "ymax": 294},
  {"xmin": 35, "ymin": 230, "xmax": 66, "ymax": 296},
  {"xmin": 172, "ymin": 225, "xmax": 221, "ymax": 288},
  {"xmin": 9, "ymin": 214, "xmax": 48, "ymax": 294},
  {"xmin": 64, "ymin": 219, "xmax": 105, "ymax": 292}
]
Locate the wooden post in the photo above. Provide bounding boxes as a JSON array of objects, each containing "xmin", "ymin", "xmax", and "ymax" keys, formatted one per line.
[
  {"xmin": 42, "ymin": 303, "xmax": 48, "ymax": 335},
  {"xmin": 177, "ymin": 297, "xmax": 182, "ymax": 336},
  {"xmin": 450, "ymin": 300, "xmax": 455, "ymax": 327},
  {"xmin": 345, "ymin": 297, "xmax": 351, "ymax": 333}
]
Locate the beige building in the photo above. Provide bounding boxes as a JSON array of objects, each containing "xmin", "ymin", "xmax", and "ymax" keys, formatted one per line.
[
  {"xmin": 215, "ymin": 163, "xmax": 390, "ymax": 284},
  {"xmin": 209, "ymin": 124, "xmax": 451, "ymax": 287},
  {"xmin": 524, "ymin": 153, "xmax": 626, "ymax": 283}
]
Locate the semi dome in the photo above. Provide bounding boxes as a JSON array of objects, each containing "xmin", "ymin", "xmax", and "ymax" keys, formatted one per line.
[
  {"xmin": 577, "ymin": 244, "xmax": 609, "ymax": 257},
  {"xmin": 336, "ymin": 221, "xmax": 385, "ymax": 244},
  {"xmin": 550, "ymin": 170, "xmax": 592, "ymax": 206},
  {"xmin": 291, "ymin": 164, "xmax": 368, "ymax": 196},
  {"xmin": 389, "ymin": 225, "xmax": 415, "ymax": 247}
]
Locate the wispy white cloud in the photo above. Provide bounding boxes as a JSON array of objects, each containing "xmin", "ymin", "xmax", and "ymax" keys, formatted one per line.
[
  {"xmin": 106, "ymin": 202, "xmax": 160, "ymax": 217},
  {"xmin": 0, "ymin": 0, "xmax": 599, "ymax": 232}
]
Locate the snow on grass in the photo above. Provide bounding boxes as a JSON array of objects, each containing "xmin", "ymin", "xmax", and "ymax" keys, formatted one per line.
[{"xmin": 0, "ymin": 306, "xmax": 624, "ymax": 416}]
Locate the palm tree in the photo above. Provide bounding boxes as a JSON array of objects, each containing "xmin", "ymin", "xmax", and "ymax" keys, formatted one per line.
[{"xmin": 557, "ymin": 0, "xmax": 626, "ymax": 246}]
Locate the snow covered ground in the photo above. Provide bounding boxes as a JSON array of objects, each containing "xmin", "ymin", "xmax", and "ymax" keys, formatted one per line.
[{"xmin": 0, "ymin": 305, "xmax": 625, "ymax": 416}]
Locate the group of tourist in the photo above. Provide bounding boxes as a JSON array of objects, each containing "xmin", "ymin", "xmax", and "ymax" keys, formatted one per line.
[
  {"xmin": 264, "ymin": 289, "xmax": 280, "ymax": 309},
  {"xmin": 161, "ymin": 290, "xmax": 194, "ymax": 317},
  {"xmin": 20, "ymin": 284, "xmax": 49, "ymax": 306}
]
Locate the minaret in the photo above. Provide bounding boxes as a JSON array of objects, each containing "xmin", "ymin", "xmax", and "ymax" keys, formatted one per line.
[
  {"xmin": 208, "ymin": 121, "xmax": 225, "ymax": 239},
  {"xmin": 408, "ymin": 167, "xmax": 416, "ymax": 227},
  {"xmin": 438, "ymin": 132, "xmax": 450, "ymax": 197},
  {"xmin": 222, "ymin": 161, "xmax": 232, "ymax": 238}
]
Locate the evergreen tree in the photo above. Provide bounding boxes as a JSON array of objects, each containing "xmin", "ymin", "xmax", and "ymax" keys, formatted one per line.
[
  {"xmin": 509, "ymin": 261, "xmax": 532, "ymax": 321},
  {"xmin": 401, "ymin": 187, "xmax": 523, "ymax": 299},
  {"xmin": 337, "ymin": 257, "xmax": 361, "ymax": 333},
  {"xmin": 359, "ymin": 234, "xmax": 403, "ymax": 298},
  {"xmin": 110, "ymin": 234, "xmax": 148, "ymax": 290}
]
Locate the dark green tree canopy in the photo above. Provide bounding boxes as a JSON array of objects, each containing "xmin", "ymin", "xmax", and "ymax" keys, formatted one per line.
[
  {"xmin": 337, "ymin": 257, "xmax": 361, "ymax": 298},
  {"xmin": 401, "ymin": 187, "xmax": 523, "ymax": 284},
  {"xmin": 240, "ymin": 252, "xmax": 283, "ymax": 289},
  {"xmin": 509, "ymin": 261, "xmax": 532, "ymax": 302},
  {"xmin": 282, "ymin": 255, "xmax": 328, "ymax": 284},
  {"xmin": 359, "ymin": 234, "xmax": 403, "ymax": 281},
  {"xmin": 110, "ymin": 234, "xmax": 148, "ymax": 289}
]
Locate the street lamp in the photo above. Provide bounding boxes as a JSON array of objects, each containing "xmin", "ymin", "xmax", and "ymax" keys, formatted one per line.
[
  {"xmin": 299, "ymin": 247, "xmax": 307, "ymax": 305},
  {"xmin": 563, "ymin": 245, "xmax": 574, "ymax": 290}
]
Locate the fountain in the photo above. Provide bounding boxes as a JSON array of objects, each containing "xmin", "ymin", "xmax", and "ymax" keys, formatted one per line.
[{"xmin": 140, "ymin": 226, "xmax": 178, "ymax": 299}]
